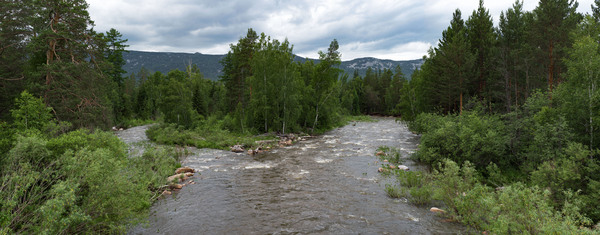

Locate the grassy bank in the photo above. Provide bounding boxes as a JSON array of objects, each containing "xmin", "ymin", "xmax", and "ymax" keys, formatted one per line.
[{"xmin": 378, "ymin": 107, "xmax": 600, "ymax": 234}]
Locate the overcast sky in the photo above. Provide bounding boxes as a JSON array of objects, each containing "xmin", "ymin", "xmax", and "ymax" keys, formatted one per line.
[{"xmin": 87, "ymin": 0, "xmax": 595, "ymax": 61}]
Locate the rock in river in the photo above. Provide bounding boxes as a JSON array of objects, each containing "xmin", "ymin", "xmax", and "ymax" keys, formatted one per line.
[
  {"xmin": 175, "ymin": 167, "xmax": 194, "ymax": 174},
  {"xmin": 167, "ymin": 173, "xmax": 194, "ymax": 183},
  {"xmin": 231, "ymin": 145, "xmax": 244, "ymax": 153}
]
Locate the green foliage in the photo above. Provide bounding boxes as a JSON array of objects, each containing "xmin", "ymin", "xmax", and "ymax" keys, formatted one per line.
[
  {"xmin": 130, "ymin": 145, "xmax": 180, "ymax": 191},
  {"xmin": 0, "ymin": 117, "xmax": 181, "ymax": 233},
  {"xmin": 384, "ymin": 158, "xmax": 595, "ymax": 233},
  {"xmin": 121, "ymin": 118, "xmax": 156, "ymax": 128},
  {"xmin": 36, "ymin": 180, "xmax": 89, "ymax": 234},
  {"xmin": 396, "ymin": 170, "xmax": 433, "ymax": 205},
  {"xmin": 101, "ymin": 28, "xmax": 130, "ymax": 124},
  {"xmin": 407, "ymin": 112, "xmax": 447, "ymax": 134},
  {"xmin": 430, "ymin": 160, "xmax": 479, "ymax": 212},
  {"xmin": 247, "ymin": 34, "xmax": 303, "ymax": 133},
  {"xmin": 147, "ymin": 118, "xmax": 277, "ymax": 150},
  {"xmin": 220, "ymin": 28, "xmax": 258, "ymax": 112},
  {"xmin": 412, "ymin": 111, "xmax": 509, "ymax": 170},
  {"xmin": 10, "ymin": 91, "xmax": 53, "ymax": 132},
  {"xmin": 0, "ymin": 122, "xmax": 14, "ymax": 166},
  {"xmin": 7, "ymin": 134, "xmax": 51, "ymax": 167},
  {"xmin": 158, "ymin": 70, "xmax": 200, "ymax": 128},
  {"xmin": 376, "ymin": 146, "xmax": 403, "ymax": 165},
  {"xmin": 57, "ymin": 147, "xmax": 149, "ymax": 232}
]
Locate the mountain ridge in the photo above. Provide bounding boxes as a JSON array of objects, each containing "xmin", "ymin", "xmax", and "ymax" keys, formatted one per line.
[{"xmin": 123, "ymin": 50, "xmax": 423, "ymax": 80}]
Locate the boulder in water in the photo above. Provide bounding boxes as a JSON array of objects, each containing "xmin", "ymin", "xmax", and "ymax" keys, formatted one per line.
[
  {"xmin": 280, "ymin": 140, "xmax": 292, "ymax": 146},
  {"xmin": 167, "ymin": 173, "xmax": 191, "ymax": 183},
  {"xmin": 170, "ymin": 184, "xmax": 183, "ymax": 190},
  {"xmin": 376, "ymin": 151, "xmax": 385, "ymax": 156},
  {"xmin": 231, "ymin": 145, "xmax": 245, "ymax": 153},
  {"xmin": 175, "ymin": 167, "xmax": 194, "ymax": 174},
  {"xmin": 248, "ymin": 148, "xmax": 263, "ymax": 155},
  {"xmin": 398, "ymin": 165, "xmax": 409, "ymax": 171},
  {"xmin": 389, "ymin": 165, "xmax": 397, "ymax": 169},
  {"xmin": 162, "ymin": 190, "xmax": 171, "ymax": 196}
]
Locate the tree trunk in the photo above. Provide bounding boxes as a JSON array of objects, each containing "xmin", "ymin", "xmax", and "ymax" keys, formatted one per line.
[
  {"xmin": 505, "ymin": 71, "xmax": 511, "ymax": 113},
  {"xmin": 312, "ymin": 104, "xmax": 319, "ymax": 133},
  {"xmin": 282, "ymin": 65, "xmax": 287, "ymax": 134},
  {"xmin": 548, "ymin": 42, "xmax": 554, "ymax": 93},
  {"xmin": 263, "ymin": 72, "xmax": 267, "ymax": 132}
]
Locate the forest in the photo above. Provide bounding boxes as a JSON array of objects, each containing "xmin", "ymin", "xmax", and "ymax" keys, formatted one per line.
[{"xmin": 2, "ymin": 0, "xmax": 600, "ymax": 233}]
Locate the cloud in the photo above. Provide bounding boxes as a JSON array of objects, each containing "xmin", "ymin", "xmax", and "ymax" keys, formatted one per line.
[{"xmin": 87, "ymin": 0, "xmax": 596, "ymax": 61}]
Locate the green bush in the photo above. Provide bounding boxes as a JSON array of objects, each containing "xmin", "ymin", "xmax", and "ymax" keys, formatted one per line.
[
  {"xmin": 411, "ymin": 111, "xmax": 509, "ymax": 171},
  {"xmin": 429, "ymin": 159, "xmax": 479, "ymax": 213},
  {"xmin": 0, "ymin": 127, "xmax": 183, "ymax": 234},
  {"xmin": 407, "ymin": 112, "xmax": 448, "ymax": 134},
  {"xmin": 398, "ymin": 170, "xmax": 433, "ymax": 205},
  {"xmin": 56, "ymin": 148, "xmax": 149, "ymax": 233},
  {"xmin": 0, "ymin": 135, "xmax": 53, "ymax": 232},
  {"xmin": 10, "ymin": 91, "xmax": 53, "ymax": 133}
]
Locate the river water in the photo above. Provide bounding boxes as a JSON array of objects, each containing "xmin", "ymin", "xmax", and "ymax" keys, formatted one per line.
[{"xmin": 123, "ymin": 118, "xmax": 465, "ymax": 234}]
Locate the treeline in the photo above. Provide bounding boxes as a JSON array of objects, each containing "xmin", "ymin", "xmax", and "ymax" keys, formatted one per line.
[
  {"xmin": 399, "ymin": 0, "xmax": 583, "ymax": 118},
  {"xmin": 125, "ymin": 29, "xmax": 408, "ymax": 137},
  {"xmin": 389, "ymin": 0, "xmax": 600, "ymax": 232}
]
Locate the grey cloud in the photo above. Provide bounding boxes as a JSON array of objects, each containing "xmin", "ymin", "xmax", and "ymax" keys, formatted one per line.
[{"xmin": 88, "ymin": 0, "xmax": 596, "ymax": 60}]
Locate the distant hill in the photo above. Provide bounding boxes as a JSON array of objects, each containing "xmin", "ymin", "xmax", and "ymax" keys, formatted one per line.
[{"xmin": 123, "ymin": 50, "xmax": 423, "ymax": 80}]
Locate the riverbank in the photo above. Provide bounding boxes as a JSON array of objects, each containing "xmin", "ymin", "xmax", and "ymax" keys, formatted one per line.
[{"xmin": 380, "ymin": 112, "xmax": 600, "ymax": 234}]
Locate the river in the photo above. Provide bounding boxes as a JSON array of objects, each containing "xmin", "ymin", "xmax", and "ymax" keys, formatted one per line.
[{"xmin": 122, "ymin": 118, "xmax": 465, "ymax": 234}]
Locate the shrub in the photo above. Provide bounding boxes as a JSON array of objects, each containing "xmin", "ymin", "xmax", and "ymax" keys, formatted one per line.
[
  {"xmin": 412, "ymin": 111, "xmax": 509, "ymax": 171},
  {"xmin": 57, "ymin": 148, "xmax": 149, "ymax": 233},
  {"xmin": 407, "ymin": 112, "xmax": 448, "ymax": 134},
  {"xmin": 10, "ymin": 91, "xmax": 53, "ymax": 133},
  {"xmin": 430, "ymin": 159, "xmax": 479, "ymax": 213},
  {"xmin": 397, "ymin": 170, "xmax": 433, "ymax": 205}
]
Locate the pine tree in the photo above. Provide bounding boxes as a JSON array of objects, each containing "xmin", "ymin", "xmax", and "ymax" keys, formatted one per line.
[
  {"xmin": 532, "ymin": 0, "xmax": 582, "ymax": 93},
  {"xmin": 28, "ymin": 0, "xmax": 114, "ymax": 128},
  {"xmin": 432, "ymin": 9, "xmax": 475, "ymax": 114},
  {"xmin": 0, "ymin": 0, "xmax": 34, "ymax": 120},
  {"xmin": 466, "ymin": 0, "xmax": 497, "ymax": 108},
  {"xmin": 101, "ymin": 28, "xmax": 129, "ymax": 123},
  {"xmin": 220, "ymin": 28, "xmax": 258, "ymax": 112},
  {"xmin": 498, "ymin": 0, "xmax": 527, "ymax": 111}
]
